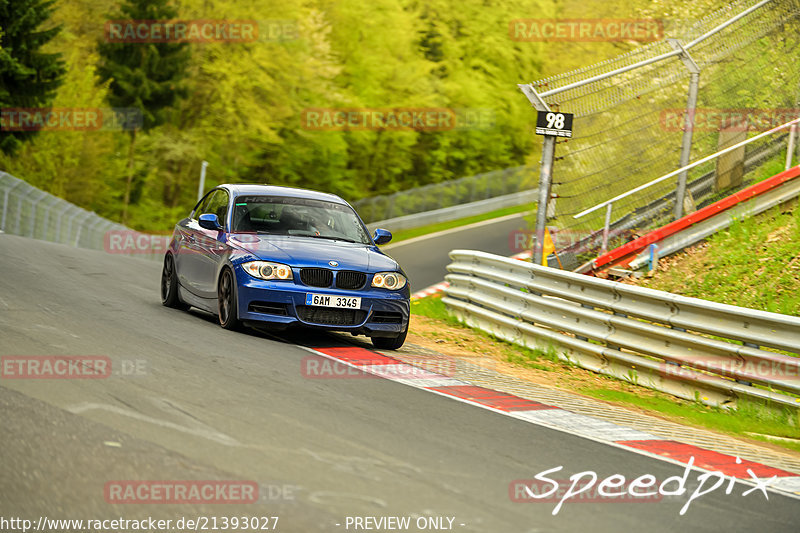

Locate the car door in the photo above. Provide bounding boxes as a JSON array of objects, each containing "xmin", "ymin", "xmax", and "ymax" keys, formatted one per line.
[
  {"xmin": 177, "ymin": 189, "xmax": 230, "ymax": 299},
  {"xmin": 175, "ymin": 192, "xmax": 213, "ymax": 294},
  {"xmin": 191, "ymin": 189, "xmax": 231, "ymax": 299}
]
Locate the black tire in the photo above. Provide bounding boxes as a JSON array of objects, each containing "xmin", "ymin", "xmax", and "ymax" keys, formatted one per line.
[
  {"xmin": 218, "ymin": 268, "xmax": 242, "ymax": 331},
  {"xmin": 371, "ymin": 323, "xmax": 408, "ymax": 350},
  {"xmin": 161, "ymin": 253, "xmax": 189, "ymax": 310}
]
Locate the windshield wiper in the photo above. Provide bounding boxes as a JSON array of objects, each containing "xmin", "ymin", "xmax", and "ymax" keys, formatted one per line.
[{"xmin": 301, "ymin": 234, "xmax": 362, "ymax": 244}]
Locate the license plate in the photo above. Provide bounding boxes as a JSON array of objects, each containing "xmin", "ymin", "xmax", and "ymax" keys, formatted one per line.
[{"xmin": 305, "ymin": 293, "xmax": 361, "ymax": 309}]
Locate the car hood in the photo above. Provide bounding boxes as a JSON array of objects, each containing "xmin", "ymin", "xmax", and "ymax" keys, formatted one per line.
[{"xmin": 228, "ymin": 234, "xmax": 400, "ymax": 272}]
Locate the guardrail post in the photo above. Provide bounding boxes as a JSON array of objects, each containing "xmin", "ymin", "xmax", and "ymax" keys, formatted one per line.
[
  {"xmin": 518, "ymin": 84, "xmax": 554, "ymax": 266},
  {"xmin": 668, "ymin": 39, "xmax": 701, "ymax": 220},
  {"xmin": 736, "ymin": 346, "xmax": 756, "ymax": 386},
  {"xmin": 786, "ymin": 124, "xmax": 797, "ymax": 170},
  {"xmin": 648, "ymin": 244, "xmax": 659, "ymax": 272},
  {"xmin": 576, "ymin": 304, "xmax": 594, "ymax": 341}
]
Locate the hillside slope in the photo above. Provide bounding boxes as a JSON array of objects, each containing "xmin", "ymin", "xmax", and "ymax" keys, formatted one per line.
[{"xmin": 630, "ymin": 200, "xmax": 800, "ymax": 317}]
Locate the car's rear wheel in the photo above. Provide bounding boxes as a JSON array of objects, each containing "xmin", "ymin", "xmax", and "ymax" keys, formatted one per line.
[
  {"xmin": 161, "ymin": 253, "xmax": 189, "ymax": 310},
  {"xmin": 371, "ymin": 323, "xmax": 408, "ymax": 350},
  {"xmin": 218, "ymin": 268, "xmax": 242, "ymax": 331}
]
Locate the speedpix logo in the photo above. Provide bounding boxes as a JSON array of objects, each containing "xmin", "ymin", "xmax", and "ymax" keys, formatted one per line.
[{"xmin": 512, "ymin": 457, "xmax": 777, "ymax": 516}]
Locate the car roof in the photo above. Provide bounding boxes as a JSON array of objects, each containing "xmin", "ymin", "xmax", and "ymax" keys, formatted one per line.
[{"xmin": 219, "ymin": 184, "xmax": 348, "ymax": 205}]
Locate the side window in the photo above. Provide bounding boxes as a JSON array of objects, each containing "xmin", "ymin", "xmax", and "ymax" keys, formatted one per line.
[
  {"xmin": 191, "ymin": 192, "xmax": 213, "ymax": 219},
  {"xmin": 204, "ymin": 190, "xmax": 230, "ymax": 229}
]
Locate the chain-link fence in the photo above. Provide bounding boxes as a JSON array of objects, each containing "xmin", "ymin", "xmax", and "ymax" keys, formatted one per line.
[
  {"xmin": 524, "ymin": 0, "xmax": 800, "ymax": 263},
  {"xmin": 352, "ymin": 166, "xmax": 536, "ymax": 223},
  {"xmin": 0, "ymin": 171, "xmax": 161, "ymax": 259}
]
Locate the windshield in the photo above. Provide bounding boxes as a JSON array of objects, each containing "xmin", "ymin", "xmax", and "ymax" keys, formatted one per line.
[{"xmin": 231, "ymin": 195, "xmax": 372, "ymax": 245}]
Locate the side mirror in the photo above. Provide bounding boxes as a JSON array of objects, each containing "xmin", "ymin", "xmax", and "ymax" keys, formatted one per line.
[
  {"xmin": 198, "ymin": 213, "xmax": 223, "ymax": 231},
  {"xmin": 373, "ymin": 228, "xmax": 392, "ymax": 245}
]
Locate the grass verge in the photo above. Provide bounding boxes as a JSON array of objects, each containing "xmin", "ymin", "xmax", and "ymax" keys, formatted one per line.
[{"xmin": 630, "ymin": 200, "xmax": 800, "ymax": 316}]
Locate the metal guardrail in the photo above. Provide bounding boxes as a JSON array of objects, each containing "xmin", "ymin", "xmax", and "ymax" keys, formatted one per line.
[
  {"xmin": 0, "ymin": 171, "xmax": 160, "ymax": 259},
  {"xmin": 352, "ymin": 166, "xmax": 535, "ymax": 224},
  {"xmin": 365, "ymin": 189, "xmax": 536, "ymax": 232},
  {"xmin": 443, "ymin": 250, "xmax": 800, "ymax": 411},
  {"xmin": 627, "ymin": 172, "xmax": 800, "ymax": 269},
  {"xmin": 557, "ymin": 134, "xmax": 791, "ymax": 268}
]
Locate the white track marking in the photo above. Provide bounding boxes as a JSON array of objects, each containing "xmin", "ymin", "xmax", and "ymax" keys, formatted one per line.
[
  {"xmin": 381, "ymin": 211, "xmax": 532, "ymax": 250},
  {"xmin": 67, "ymin": 399, "xmax": 240, "ymax": 446}
]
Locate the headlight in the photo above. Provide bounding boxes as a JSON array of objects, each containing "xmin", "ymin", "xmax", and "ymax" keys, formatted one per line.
[
  {"xmin": 242, "ymin": 261, "xmax": 293, "ymax": 281},
  {"xmin": 371, "ymin": 271, "xmax": 407, "ymax": 290}
]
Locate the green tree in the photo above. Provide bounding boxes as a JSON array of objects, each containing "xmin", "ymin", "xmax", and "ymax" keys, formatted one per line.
[
  {"xmin": 96, "ymin": 0, "xmax": 189, "ymax": 223},
  {"xmin": 0, "ymin": 0, "xmax": 65, "ymax": 155}
]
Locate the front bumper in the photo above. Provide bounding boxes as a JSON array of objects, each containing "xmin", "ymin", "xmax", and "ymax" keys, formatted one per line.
[{"xmin": 234, "ymin": 267, "xmax": 410, "ymax": 337}]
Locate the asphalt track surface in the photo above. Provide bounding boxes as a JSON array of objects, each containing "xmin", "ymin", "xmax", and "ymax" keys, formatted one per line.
[
  {"xmin": 380, "ymin": 213, "xmax": 530, "ymax": 290},
  {"xmin": 1, "ymin": 233, "xmax": 798, "ymax": 532}
]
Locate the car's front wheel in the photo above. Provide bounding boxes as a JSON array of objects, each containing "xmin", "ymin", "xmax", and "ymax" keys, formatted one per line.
[
  {"xmin": 218, "ymin": 268, "xmax": 242, "ymax": 331},
  {"xmin": 161, "ymin": 253, "xmax": 189, "ymax": 310},
  {"xmin": 371, "ymin": 323, "xmax": 408, "ymax": 350}
]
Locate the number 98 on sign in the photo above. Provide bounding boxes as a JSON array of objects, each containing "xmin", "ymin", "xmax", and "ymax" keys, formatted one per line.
[{"xmin": 535, "ymin": 111, "xmax": 574, "ymax": 138}]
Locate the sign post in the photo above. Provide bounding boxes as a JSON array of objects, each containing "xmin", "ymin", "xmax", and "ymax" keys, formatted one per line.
[
  {"xmin": 518, "ymin": 85, "xmax": 575, "ymax": 266},
  {"xmin": 535, "ymin": 111, "xmax": 574, "ymax": 138},
  {"xmin": 532, "ymin": 110, "xmax": 573, "ymax": 266}
]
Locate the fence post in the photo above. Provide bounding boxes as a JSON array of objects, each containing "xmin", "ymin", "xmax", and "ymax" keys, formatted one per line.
[
  {"xmin": 668, "ymin": 39, "xmax": 701, "ymax": 220},
  {"xmin": 15, "ymin": 194, "xmax": 23, "ymax": 234},
  {"xmin": 601, "ymin": 203, "xmax": 613, "ymax": 254},
  {"xmin": 1, "ymin": 180, "xmax": 23, "ymax": 232},
  {"xmin": 65, "ymin": 208, "xmax": 84, "ymax": 245},
  {"xmin": 786, "ymin": 123, "xmax": 797, "ymax": 170},
  {"xmin": 518, "ymin": 84, "xmax": 554, "ymax": 266},
  {"xmin": 72, "ymin": 211, "xmax": 94, "ymax": 247},
  {"xmin": 86, "ymin": 217, "xmax": 106, "ymax": 250},
  {"xmin": 40, "ymin": 196, "xmax": 61, "ymax": 241},
  {"xmin": 197, "ymin": 160, "xmax": 209, "ymax": 202},
  {"xmin": 56, "ymin": 205, "xmax": 76, "ymax": 244},
  {"xmin": 28, "ymin": 190, "xmax": 47, "ymax": 238}
]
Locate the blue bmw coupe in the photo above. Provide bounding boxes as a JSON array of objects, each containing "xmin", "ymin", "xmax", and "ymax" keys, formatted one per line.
[{"xmin": 160, "ymin": 184, "xmax": 410, "ymax": 349}]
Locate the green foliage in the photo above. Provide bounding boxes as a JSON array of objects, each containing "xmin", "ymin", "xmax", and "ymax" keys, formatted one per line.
[
  {"xmin": 0, "ymin": 0, "xmax": 65, "ymax": 154},
  {"xmin": 96, "ymin": 0, "xmax": 190, "ymax": 131},
  {"xmin": 0, "ymin": 0, "xmax": 742, "ymax": 232},
  {"xmin": 95, "ymin": 0, "xmax": 191, "ymax": 222},
  {"xmin": 410, "ymin": 295, "xmax": 462, "ymax": 327}
]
